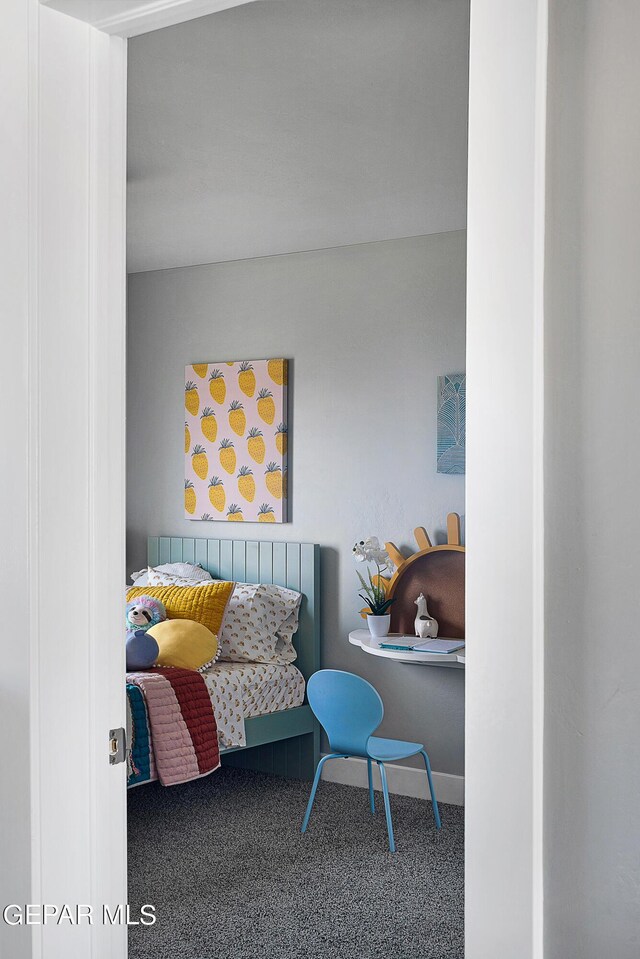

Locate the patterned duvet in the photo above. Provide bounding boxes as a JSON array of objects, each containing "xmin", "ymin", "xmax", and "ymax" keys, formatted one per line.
[
  {"xmin": 126, "ymin": 661, "xmax": 305, "ymax": 787},
  {"xmin": 201, "ymin": 661, "xmax": 305, "ymax": 748}
]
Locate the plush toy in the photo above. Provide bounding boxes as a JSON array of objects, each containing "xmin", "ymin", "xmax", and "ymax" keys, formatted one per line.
[
  {"xmin": 126, "ymin": 595, "xmax": 166, "ymax": 636},
  {"xmin": 125, "ymin": 595, "xmax": 166, "ymax": 670}
]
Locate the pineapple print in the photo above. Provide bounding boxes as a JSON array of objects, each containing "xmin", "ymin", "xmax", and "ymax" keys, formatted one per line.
[
  {"xmin": 208, "ymin": 475, "xmax": 225, "ymax": 512},
  {"xmin": 257, "ymin": 388, "xmax": 276, "ymax": 425},
  {"xmin": 237, "ymin": 466, "xmax": 256, "ymax": 502},
  {"xmin": 247, "ymin": 427, "xmax": 266, "ymax": 464},
  {"xmin": 258, "ymin": 503, "xmax": 275, "ymax": 523},
  {"xmin": 201, "ymin": 513, "xmax": 214, "ymax": 521},
  {"xmin": 265, "ymin": 461, "xmax": 283, "ymax": 498},
  {"xmin": 184, "ymin": 480, "xmax": 196, "ymax": 515},
  {"xmin": 227, "ymin": 504, "xmax": 243, "ymax": 522},
  {"xmin": 184, "ymin": 422, "xmax": 190, "ymax": 454},
  {"xmin": 200, "ymin": 407, "xmax": 217, "ymax": 442},
  {"xmin": 275, "ymin": 422, "xmax": 287, "ymax": 455},
  {"xmin": 185, "ymin": 381, "xmax": 199, "ymax": 416},
  {"xmin": 209, "ymin": 369, "xmax": 226, "ymax": 405},
  {"xmin": 219, "ymin": 438, "xmax": 236, "ymax": 474},
  {"xmin": 267, "ymin": 358, "xmax": 287, "ymax": 386},
  {"xmin": 192, "ymin": 363, "xmax": 208, "ymax": 379},
  {"xmin": 228, "ymin": 400, "xmax": 246, "ymax": 436},
  {"xmin": 238, "ymin": 361, "xmax": 256, "ymax": 398},
  {"xmin": 191, "ymin": 444, "xmax": 208, "ymax": 480}
]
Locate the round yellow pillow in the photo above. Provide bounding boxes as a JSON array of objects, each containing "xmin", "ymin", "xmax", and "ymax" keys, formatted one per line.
[{"xmin": 148, "ymin": 618, "xmax": 218, "ymax": 671}]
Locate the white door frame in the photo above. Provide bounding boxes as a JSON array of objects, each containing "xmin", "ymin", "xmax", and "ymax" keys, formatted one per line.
[
  {"xmin": 465, "ymin": 2, "xmax": 547, "ymax": 956},
  {"xmin": 5, "ymin": 5, "xmax": 129, "ymax": 959},
  {"xmin": 9, "ymin": 1, "xmax": 547, "ymax": 956}
]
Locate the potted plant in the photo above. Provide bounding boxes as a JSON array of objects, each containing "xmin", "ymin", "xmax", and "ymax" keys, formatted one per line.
[{"xmin": 352, "ymin": 537, "xmax": 395, "ymax": 639}]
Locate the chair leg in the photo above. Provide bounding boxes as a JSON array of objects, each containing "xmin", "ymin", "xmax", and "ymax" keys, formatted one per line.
[
  {"xmin": 367, "ymin": 758, "xmax": 375, "ymax": 813},
  {"xmin": 419, "ymin": 749, "xmax": 442, "ymax": 829},
  {"xmin": 377, "ymin": 762, "xmax": 395, "ymax": 852},
  {"xmin": 301, "ymin": 753, "xmax": 343, "ymax": 833}
]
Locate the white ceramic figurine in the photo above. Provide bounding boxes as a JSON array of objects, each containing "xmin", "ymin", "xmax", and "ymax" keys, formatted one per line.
[{"xmin": 414, "ymin": 593, "xmax": 438, "ymax": 638}]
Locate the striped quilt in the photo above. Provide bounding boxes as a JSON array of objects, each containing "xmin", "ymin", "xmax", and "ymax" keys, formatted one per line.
[{"xmin": 126, "ymin": 667, "xmax": 220, "ymax": 787}]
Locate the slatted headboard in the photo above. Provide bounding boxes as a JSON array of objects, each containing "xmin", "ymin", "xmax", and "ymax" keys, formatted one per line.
[{"xmin": 147, "ymin": 536, "xmax": 320, "ymax": 682}]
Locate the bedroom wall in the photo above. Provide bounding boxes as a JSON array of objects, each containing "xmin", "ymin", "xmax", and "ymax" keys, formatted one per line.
[{"xmin": 127, "ymin": 230, "xmax": 466, "ymax": 776}]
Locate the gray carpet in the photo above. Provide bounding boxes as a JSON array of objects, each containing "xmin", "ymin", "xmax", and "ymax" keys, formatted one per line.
[{"xmin": 128, "ymin": 767, "xmax": 464, "ymax": 959}]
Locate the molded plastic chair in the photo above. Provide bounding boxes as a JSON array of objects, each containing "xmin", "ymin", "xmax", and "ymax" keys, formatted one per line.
[{"xmin": 301, "ymin": 669, "xmax": 441, "ymax": 852}]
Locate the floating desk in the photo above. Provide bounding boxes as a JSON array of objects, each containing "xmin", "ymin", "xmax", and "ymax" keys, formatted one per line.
[{"xmin": 349, "ymin": 629, "xmax": 465, "ymax": 669}]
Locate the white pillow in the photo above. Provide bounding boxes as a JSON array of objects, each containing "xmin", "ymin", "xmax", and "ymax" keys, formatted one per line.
[
  {"xmin": 130, "ymin": 563, "xmax": 213, "ymax": 586},
  {"xmin": 218, "ymin": 583, "xmax": 302, "ymax": 664},
  {"xmin": 147, "ymin": 567, "xmax": 211, "ymax": 587}
]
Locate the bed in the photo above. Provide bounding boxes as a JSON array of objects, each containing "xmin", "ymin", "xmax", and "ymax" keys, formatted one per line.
[{"xmin": 128, "ymin": 536, "xmax": 320, "ymax": 785}]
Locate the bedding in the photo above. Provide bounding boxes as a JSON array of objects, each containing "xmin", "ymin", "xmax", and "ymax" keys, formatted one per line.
[
  {"xmin": 201, "ymin": 661, "xmax": 305, "ymax": 748},
  {"xmin": 130, "ymin": 577, "xmax": 302, "ymax": 664},
  {"xmin": 217, "ymin": 582, "xmax": 302, "ymax": 664},
  {"xmin": 127, "ymin": 667, "xmax": 220, "ymax": 786},
  {"xmin": 126, "ymin": 682, "xmax": 154, "ymax": 786},
  {"xmin": 126, "ymin": 661, "xmax": 305, "ymax": 786},
  {"xmin": 131, "ymin": 563, "xmax": 213, "ymax": 585},
  {"xmin": 147, "ymin": 567, "xmax": 211, "ymax": 587},
  {"xmin": 126, "ymin": 580, "xmax": 234, "ymax": 635}
]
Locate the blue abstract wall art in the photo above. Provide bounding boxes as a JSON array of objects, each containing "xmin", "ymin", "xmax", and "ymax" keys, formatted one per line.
[{"xmin": 437, "ymin": 373, "xmax": 466, "ymax": 474}]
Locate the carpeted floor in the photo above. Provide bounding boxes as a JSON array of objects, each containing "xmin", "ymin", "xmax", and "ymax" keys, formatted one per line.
[{"xmin": 128, "ymin": 767, "xmax": 464, "ymax": 959}]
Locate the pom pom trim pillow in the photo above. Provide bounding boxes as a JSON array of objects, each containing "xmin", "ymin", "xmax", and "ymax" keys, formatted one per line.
[
  {"xmin": 148, "ymin": 619, "xmax": 218, "ymax": 672},
  {"xmin": 217, "ymin": 583, "xmax": 302, "ymax": 664},
  {"xmin": 126, "ymin": 581, "xmax": 234, "ymax": 636}
]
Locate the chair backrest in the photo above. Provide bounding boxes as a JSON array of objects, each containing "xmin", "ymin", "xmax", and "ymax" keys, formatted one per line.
[{"xmin": 307, "ymin": 669, "xmax": 384, "ymax": 757}]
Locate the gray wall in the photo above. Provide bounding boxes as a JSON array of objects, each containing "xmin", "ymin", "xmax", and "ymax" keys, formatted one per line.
[
  {"xmin": 127, "ymin": 0, "xmax": 469, "ymax": 272},
  {"xmin": 127, "ymin": 231, "xmax": 466, "ymax": 775},
  {"xmin": 545, "ymin": 1, "xmax": 640, "ymax": 955}
]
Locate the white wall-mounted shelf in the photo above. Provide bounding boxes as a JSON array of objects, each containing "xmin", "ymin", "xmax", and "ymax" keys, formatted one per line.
[{"xmin": 349, "ymin": 629, "xmax": 465, "ymax": 669}]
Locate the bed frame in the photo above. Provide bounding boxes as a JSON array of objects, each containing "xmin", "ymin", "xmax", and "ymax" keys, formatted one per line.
[{"xmin": 148, "ymin": 536, "xmax": 321, "ymax": 780}]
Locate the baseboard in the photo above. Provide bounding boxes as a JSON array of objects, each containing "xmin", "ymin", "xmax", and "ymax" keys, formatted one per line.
[{"xmin": 320, "ymin": 753, "xmax": 465, "ymax": 806}]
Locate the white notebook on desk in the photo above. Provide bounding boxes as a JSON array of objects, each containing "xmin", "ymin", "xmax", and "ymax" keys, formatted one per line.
[{"xmin": 411, "ymin": 638, "xmax": 465, "ymax": 654}]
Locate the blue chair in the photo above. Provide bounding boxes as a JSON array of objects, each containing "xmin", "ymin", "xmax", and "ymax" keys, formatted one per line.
[{"xmin": 301, "ymin": 669, "xmax": 441, "ymax": 852}]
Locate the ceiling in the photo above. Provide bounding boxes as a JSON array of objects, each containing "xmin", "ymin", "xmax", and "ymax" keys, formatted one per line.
[{"xmin": 127, "ymin": 0, "xmax": 469, "ymax": 273}]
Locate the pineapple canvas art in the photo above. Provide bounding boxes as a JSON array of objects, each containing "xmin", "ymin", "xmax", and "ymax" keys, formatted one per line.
[{"xmin": 184, "ymin": 359, "xmax": 288, "ymax": 522}]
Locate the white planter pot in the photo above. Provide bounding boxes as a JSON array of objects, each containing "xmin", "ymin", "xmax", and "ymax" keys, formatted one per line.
[{"xmin": 367, "ymin": 614, "xmax": 391, "ymax": 639}]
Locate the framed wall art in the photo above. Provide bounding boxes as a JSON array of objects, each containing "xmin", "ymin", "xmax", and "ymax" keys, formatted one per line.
[
  {"xmin": 184, "ymin": 359, "xmax": 288, "ymax": 522},
  {"xmin": 437, "ymin": 372, "xmax": 466, "ymax": 474}
]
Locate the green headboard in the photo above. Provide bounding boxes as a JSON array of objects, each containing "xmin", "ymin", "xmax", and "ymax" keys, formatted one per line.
[{"xmin": 147, "ymin": 536, "xmax": 320, "ymax": 682}]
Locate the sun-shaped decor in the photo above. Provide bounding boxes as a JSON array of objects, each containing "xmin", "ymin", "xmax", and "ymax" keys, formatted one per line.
[{"xmin": 361, "ymin": 513, "xmax": 465, "ymax": 639}]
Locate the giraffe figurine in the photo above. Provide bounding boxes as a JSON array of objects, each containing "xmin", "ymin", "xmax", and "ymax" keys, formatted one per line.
[{"xmin": 414, "ymin": 593, "xmax": 438, "ymax": 639}]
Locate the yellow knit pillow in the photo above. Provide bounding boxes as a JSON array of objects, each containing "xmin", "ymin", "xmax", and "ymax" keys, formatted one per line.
[
  {"xmin": 148, "ymin": 619, "xmax": 217, "ymax": 671},
  {"xmin": 126, "ymin": 581, "xmax": 234, "ymax": 635}
]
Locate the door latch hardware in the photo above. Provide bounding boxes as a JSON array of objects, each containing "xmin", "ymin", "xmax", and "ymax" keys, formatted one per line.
[{"xmin": 109, "ymin": 727, "xmax": 126, "ymax": 765}]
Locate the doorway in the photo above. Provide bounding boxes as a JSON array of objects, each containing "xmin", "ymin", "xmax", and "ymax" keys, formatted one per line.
[
  {"xmin": 12, "ymin": 1, "xmax": 547, "ymax": 957},
  {"xmin": 126, "ymin": 3, "xmax": 467, "ymax": 955}
]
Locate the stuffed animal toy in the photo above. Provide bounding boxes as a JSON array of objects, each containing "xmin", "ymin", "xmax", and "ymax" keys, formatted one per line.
[
  {"xmin": 126, "ymin": 595, "xmax": 166, "ymax": 637},
  {"xmin": 125, "ymin": 596, "xmax": 166, "ymax": 670}
]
